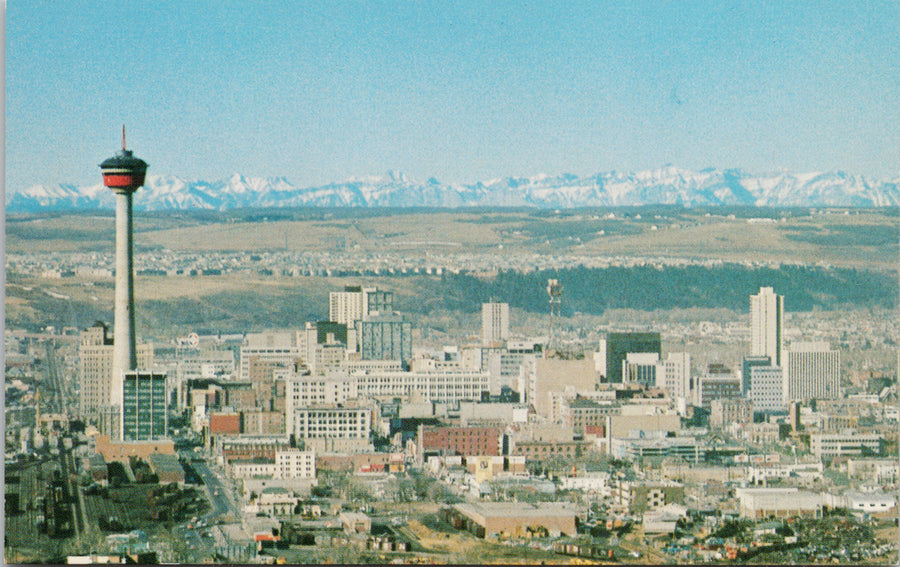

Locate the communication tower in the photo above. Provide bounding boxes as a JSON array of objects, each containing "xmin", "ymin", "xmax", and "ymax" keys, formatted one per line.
[
  {"xmin": 99, "ymin": 127, "xmax": 148, "ymax": 385},
  {"xmin": 547, "ymin": 278, "xmax": 563, "ymax": 351}
]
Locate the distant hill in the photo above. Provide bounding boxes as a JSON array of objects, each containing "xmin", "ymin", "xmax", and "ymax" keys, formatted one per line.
[{"xmin": 7, "ymin": 166, "xmax": 899, "ymax": 212}]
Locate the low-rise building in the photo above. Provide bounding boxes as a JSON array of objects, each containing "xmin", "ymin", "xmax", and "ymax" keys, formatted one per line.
[
  {"xmin": 846, "ymin": 458, "xmax": 899, "ymax": 484},
  {"xmin": 810, "ymin": 432, "xmax": 883, "ymax": 459},
  {"xmin": 230, "ymin": 449, "xmax": 315, "ymax": 480},
  {"xmin": 419, "ymin": 425, "xmax": 502, "ymax": 457},
  {"xmin": 736, "ymin": 487, "xmax": 823, "ymax": 519},
  {"xmin": 442, "ymin": 502, "xmax": 578, "ymax": 538}
]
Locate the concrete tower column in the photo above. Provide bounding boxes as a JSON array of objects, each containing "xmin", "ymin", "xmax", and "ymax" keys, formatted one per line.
[
  {"xmin": 100, "ymin": 130, "xmax": 148, "ymax": 440},
  {"xmin": 112, "ymin": 188, "xmax": 137, "ymax": 380}
]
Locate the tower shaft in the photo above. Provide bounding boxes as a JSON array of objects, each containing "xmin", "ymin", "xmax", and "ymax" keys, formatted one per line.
[{"xmin": 112, "ymin": 189, "xmax": 137, "ymax": 380}]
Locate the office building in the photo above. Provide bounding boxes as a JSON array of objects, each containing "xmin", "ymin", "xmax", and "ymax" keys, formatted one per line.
[
  {"xmin": 329, "ymin": 286, "xmax": 393, "ymax": 326},
  {"xmin": 698, "ymin": 367, "xmax": 742, "ymax": 409},
  {"xmin": 78, "ymin": 322, "xmax": 153, "ymax": 429},
  {"xmin": 240, "ymin": 332, "xmax": 300, "ymax": 380},
  {"xmin": 598, "ymin": 332, "xmax": 661, "ymax": 383},
  {"xmin": 660, "ymin": 352, "xmax": 691, "ymax": 401},
  {"xmin": 291, "ymin": 405, "xmax": 372, "ymax": 441},
  {"xmin": 750, "ymin": 287, "xmax": 783, "ymax": 367},
  {"xmin": 622, "ymin": 353, "xmax": 660, "ymax": 388},
  {"xmin": 786, "ymin": 342, "xmax": 841, "ymax": 402},
  {"xmin": 709, "ymin": 399, "xmax": 754, "ymax": 429},
  {"xmin": 741, "ymin": 355, "xmax": 772, "ymax": 395},
  {"xmin": 749, "ymin": 366, "xmax": 787, "ymax": 412},
  {"xmin": 810, "ymin": 432, "xmax": 883, "ymax": 459},
  {"xmin": 121, "ymin": 371, "xmax": 168, "ymax": 441},
  {"xmin": 481, "ymin": 302, "xmax": 510, "ymax": 345},
  {"xmin": 356, "ymin": 313, "xmax": 412, "ymax": 366}
]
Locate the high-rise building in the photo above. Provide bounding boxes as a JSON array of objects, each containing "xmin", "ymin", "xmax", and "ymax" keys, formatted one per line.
[
  {"xmin": 329, "ymin": 286, "xmax": 393, "ymax": 326},
  {"xmin": 741, "ymin": 355, "xmax": 772, "ymax": 395},
  {"xmin": 749, "ymin": 365, "xmax": 786, "ymax": 412},
  {"xmin": 661, "ymin": 352, "xmax": 691, "ymax": 401},
  {"xmin": 698, "ymin": 366, "xmax": 741, "ymax": 409},
  {"xmin": 356, "ymin": 313, "xmax": 412, "ymax": 367},
  {"xmin": 78, "ymin": 322, "xmax": 153, "ymax": 431},
  {"xmin": 750, "ymin": 287, "xmax": 783, "ymax": 367},
  {"xmin": 240, "ymin": 332, "xmax": 300, "ymax": 380},
  {"xmin": 786, "ymin": 342, "xmax": 841, "ymax": 402},
  {"xmin": 598, "ymin": 332, "xmax": 661, "ymax": 383},
  {"xmin": 121, "ymin": 371, "xmax": 168, "ymax": 441},
  {"xmin": 622, "ymin": 353, "xmax": 660, "ymax": 388},
  {"xmin": 481, "ymin": 302, "xmax": 510, "ymax": 345}
]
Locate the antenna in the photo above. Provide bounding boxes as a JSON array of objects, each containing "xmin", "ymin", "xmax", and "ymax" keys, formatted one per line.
[
  {"xmin": 547, "ymin": 278, "xmax": 563, "ymax": 352},
  {"xmin": 122, "ymin": 124, "xmax": 127, "ymax": 151}
]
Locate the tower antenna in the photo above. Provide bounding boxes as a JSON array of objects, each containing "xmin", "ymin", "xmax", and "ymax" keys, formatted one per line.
[{"xmin": 122, "ymin": 125, "xmax": 127, "ymax": 151}]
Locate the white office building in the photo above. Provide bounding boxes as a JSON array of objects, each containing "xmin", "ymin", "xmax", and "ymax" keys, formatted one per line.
[
  {"xmin": 660, "ymin": 352, "xmax": 691, "ymax": 402},
  {"xmin": 749, "ymin": 366, "xmax": 786, "ymax": 412},
  {"xmin": 786, "ymin": 342, "xmax": 841, "ymax": 402},
  {"xmin": 240, "ymin": 332, "xmax": 300, "ymax": 380},
  {"xmin": 329, "ymin": 286, "xmax": 393, "ymax": 326}
]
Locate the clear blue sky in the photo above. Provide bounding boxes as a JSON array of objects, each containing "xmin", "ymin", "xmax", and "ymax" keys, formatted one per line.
[{"xmin": 6, "ymin": 1, "xmax": 899, "ymax": 193}]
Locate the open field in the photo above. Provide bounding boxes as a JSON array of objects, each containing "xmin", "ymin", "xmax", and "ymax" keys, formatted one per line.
[{"xmin": 7, "ymin": 206, "xmax": 898, "ymax": 269}]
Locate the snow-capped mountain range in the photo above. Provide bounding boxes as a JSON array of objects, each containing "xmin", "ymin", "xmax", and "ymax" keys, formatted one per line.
[{"xmin": 7, "ymin": 167, "xmax": 899, "ymax": 212}]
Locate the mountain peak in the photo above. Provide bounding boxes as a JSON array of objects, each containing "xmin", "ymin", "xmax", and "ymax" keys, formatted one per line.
[{"xmin": 7, "ymin": 167, "xmax": 898, "ymax": 212}]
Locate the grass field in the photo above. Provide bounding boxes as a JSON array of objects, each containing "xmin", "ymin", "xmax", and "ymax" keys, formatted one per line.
[
  {"xmin": 7, "ymin": 207, "xmax": 898, "ymax": 269},
  {"xmin": 6, "ymin": 207, "xmax": 897, "ymax": 340}
]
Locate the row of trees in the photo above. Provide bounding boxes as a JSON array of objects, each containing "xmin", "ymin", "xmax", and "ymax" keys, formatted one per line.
[{"xmin": 426, "ymin": 263, "xmax": 897, "ymax": 315}]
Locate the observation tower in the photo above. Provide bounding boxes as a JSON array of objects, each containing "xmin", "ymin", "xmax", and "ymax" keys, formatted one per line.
[{"xmin": 99, "ymin": 127, "xmax": 148, "ymax": 382}]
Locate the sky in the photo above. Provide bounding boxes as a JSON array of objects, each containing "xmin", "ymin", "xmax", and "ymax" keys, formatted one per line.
[{"xmin": 5, "ymin": 1, "xmax": 900, "ymax": 193}]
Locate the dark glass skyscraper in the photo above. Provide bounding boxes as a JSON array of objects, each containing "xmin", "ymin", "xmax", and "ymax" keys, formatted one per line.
[{"xmin": 603, "ymin": 332, "xmax": 662, "ymax": 383}]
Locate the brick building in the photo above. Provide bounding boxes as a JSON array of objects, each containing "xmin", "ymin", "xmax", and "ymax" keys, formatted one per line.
[
  {"xmin": 511, "ymin": 440, "xmax": 593, "ymax": 460},
  {"xmin": 419, "ymin": 425, "xmax": 502, "ymax": 456},
  {"xmin": 209, "ymin": 412, "xmax": 241, "ymax": 435}
]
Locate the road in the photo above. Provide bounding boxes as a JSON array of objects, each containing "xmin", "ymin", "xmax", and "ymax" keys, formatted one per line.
[
  {"xmin": 187, "ymin": 456, "xmax": 240, "ymax": 522},
  {"xmin": 173, "ymin": 452, "xmax": 244, "ymax": 562}
]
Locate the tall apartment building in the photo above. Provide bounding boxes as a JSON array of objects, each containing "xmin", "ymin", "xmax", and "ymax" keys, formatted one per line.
[
  {"xmin": 598, "ymin": 332, "xmax": 661, "ymax": 383},
  {"xmin": 121, "ymin": 371, "xmax": 168, "ymax": 441},
  {"xmin": 786, "ymin": 342, "xmax": 841, "ymax": 402},
  {"xmin": 329, "ymin": 286, "xmax": 393, "ymax": 326},
  {"xmin": 481, "ymin": 302, "xmax": 510, "ymax": 346},
  {"xmin": 750, "ymin": 287, "xmax": 783, "ymax": 367},
  {"xmin": 78, "ymin": 322, "xmax": 153, "ymax": 430}
]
